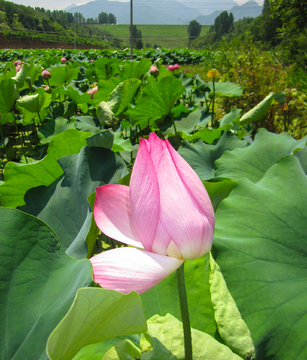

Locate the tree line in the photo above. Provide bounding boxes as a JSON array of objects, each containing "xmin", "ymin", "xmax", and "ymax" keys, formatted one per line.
[{"xmin": 0, "ymin": 0, "xmax": 117, "ymax": 32}]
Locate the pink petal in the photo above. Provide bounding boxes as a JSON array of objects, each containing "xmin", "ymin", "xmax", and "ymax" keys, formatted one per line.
[
  {"xmin": 129, "ymin": 139, "xmax": 160, "ymax": 251},
  {"xmin": 90, "ymin": 247, "xmax": 184, "ymax": 294},
  {"xmin": 94, "ymin": 184, "xmax": 142, "ymax": 248},
  {"xmin": 166, "ymin": 139, "xmax": 215, "ymax": 227},
  {"xmin": 156, "ymin": 142, "xmax": 214, "ymax": 260}
]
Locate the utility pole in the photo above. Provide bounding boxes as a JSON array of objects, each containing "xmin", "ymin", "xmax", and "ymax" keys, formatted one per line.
[{"xmin": 130, "ymin": 0, "xmax": 133, "ymax": 60}]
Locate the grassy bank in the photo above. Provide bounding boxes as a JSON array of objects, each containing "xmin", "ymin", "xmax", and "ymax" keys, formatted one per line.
[{"xmin": 93, "ymin": 24, "xmax": 210, "ymax": 48}]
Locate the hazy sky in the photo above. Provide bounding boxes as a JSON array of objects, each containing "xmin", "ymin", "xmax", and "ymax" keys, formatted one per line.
[{"xmin": 11, "ymin": 0, "xmax": 264, "ymax": 12}]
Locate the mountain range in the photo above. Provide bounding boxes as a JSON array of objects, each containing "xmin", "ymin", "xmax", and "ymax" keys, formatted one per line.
[{"xmin": 65, "ymin": 0, "xmax": 263, "ymax": 25}]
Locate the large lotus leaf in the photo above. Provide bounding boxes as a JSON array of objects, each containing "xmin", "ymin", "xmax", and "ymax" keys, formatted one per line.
[
  {"xmin": 215, "ymin": 128, "xmax": 306, "ymax": 183},
  {"xmin": 16, "ymin": 88, "xmax": 52, "ymax": 125},
  {"xmin": 140, "ymin": 254, "xmax": 217, "ymax": 337},
  {"xmin": 108, "ymin": 78, "xmax": 141, "ymax": 116},
  {"xmin": 48, "ymin": 65, "xmax": 80, "ymax": 86},
  {"xmin": 120, "ymin": 58, "xmax": 151, "ymax": 81},
  {"xmin": 141, "ymin": 314, "xmax": 242, "ymax": 360},
  {"xmin": 178, "ymin": 131, "xmax": 249, "ymax": 181},
  {"xmin": 20, "ymin": 146, "xmax": 125, "ymax": 258},
  {"xmin": 58, "ymin": 85, "xmax": 93, "ymax": 105},
  {"xmin": 38, "ymin": 117, "xmax": 75, "ymax": 144},
  {"xmin": 0, "ymin": 79, "xmax": 19, "ymax": 114},
  {"xmin": 209, "ymin": 253, "xmax": 255, "ymax": 359},
  {"xmin": 208, "ymin": 81, "xmax": 243, "ymax": 97},
  {"xmin": 0, "ymin": 129, "xmax": 90, "ymax": 208},
  {"xmin": 213, "ymin": 155, "xmax": 307, "ymax": 359},
  {"xmin": 0, "ymin": 208, "xmax": 93, "ymax": 360},
  {"xmin": 239, "ymin": 93, "xmax": 275, "ymax": 125},
  {"xmin": 128, "ymin": 76, "xmax": 185, "ymax": 128},
  {"xmin": 46, "ymin": 288, "xmax": 147, "ymax": 360},
  {"xmin": 162, "ymin": 108, "xmax": 211, "ymax": 135}
]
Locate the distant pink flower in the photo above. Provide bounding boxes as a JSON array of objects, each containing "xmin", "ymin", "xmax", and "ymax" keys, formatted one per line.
[
  {"xmin": 61, "ymin": 57, "xmax": 66, "ymax": 64},
  {"xmin": 42, "ymin": 69, "xmax": 51, "ymax": 80},
  {"xmin": 15, "ymin": 65, "xmax": 22, "ymax": 73},
  {"xmin": 150, "ymin": 65, "xmax": 159, "ymax": 77},
  {"xmin": 90, "ymin": 133, "xmax": 215, "ymax": 294},
  {"xmin": 91, "ymin": 59, "xmax": 94, "ymax": 63},
  {"xmin": 87, "ymin": 86, "xmax": 98, "ymax": 99},
  {"xmin": 168, "ymin": 64, "xmax": 180, "ymax": 72},
  {"xmin": 14, "ymin": 60, "xmax": 21, "ymax": 67}
]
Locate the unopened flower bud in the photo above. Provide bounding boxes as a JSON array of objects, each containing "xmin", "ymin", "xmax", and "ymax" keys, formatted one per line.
[
  {"xmin": 150, "ymin": 65, "xmax": 159, "ymax": 77},
  {"xmin": 61, "ymin": 57, "xmax": 66, "ymax": 64},
  {"xmin": 42, "ymin": 69, "xmax": 51, "ymax": 80},
  {"xmin": 14, "ymin": 60, "xmax": 21, "ymax": 67}
]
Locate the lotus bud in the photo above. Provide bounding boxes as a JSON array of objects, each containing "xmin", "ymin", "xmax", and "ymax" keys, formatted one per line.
[
  {"xmin": 61, "ymin": 57, "xmax": 66, "ymax": 64},
  {"xmin": 14, "ymin": 60, "xmax": 21, "ymax": 67},
  {"xmin": 168, "ymin": 65, "xmax": 175, "ymax": 71},
  {"xmin": 15, "ymin": 65, "xmax": 22, "ymax": 73},
  {"xmin": 173, "ymin": 64, "xmax": 180, "ymax": 70},
  {"xmin": 150, "ymin": 65, "xmax": 159, "ymax": 77},
  {"xmin": 42, "ymin": 70, "xmax": 51, "ymax": 80}
]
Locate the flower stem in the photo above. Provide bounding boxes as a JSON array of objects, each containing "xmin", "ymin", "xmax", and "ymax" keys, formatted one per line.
[{"xmin": 176, "ymin": 262, "xmax": 192, "ymax": 360}]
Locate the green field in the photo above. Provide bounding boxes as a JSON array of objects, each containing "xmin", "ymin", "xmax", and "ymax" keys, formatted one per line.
[{"xmin": 96, "ymin": 24, "xmax": 210, "ymax": 48}]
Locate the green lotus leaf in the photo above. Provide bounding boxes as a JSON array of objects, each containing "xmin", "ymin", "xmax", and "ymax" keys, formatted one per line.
[
  {"xmin": 239, "ymin": 93, "xmax": 275, "ymax": 125},
  {"xmin": 141, "ymin": 314, "xmax": 242, "ymax": 360},
  {"xmin": 120, "ymin": 58, "xmax": 151, "ymax": 81},
  {"xmin": 213, "ymin": 155, "xmax": 307, "ymax": 359},
  {"xmin": 20, "ymin": 146, "xmax": 125, "ymax": 258},
  {"xmin": 16, "ymin": 88, "xmax": 52, "ymax": 125},
  {"xmin": 128, "ymin": 76, "xmax": 185, "ymax": 128},
  {"xmin": 48, "ymin": 65, "xmax": 80, "ymax": 86},
  {"xmin": 46, "ymin": 288, "xmax": 147, "ymax": 360},
  {"xmin": 38, "ymin": 117, "xmax": 75, "ymax": 144},
  {"xmin": 108, "ymin": 78, "xmax": 141, "ymax": 116},
  {"xmin": 178, "ymin": 131, "xmax": 249, "ymax": 181},
  {"xmin": 208, "ymin": 81, "xmax": 243, "ymax": 97},
  {"xmin": 0, "ymin": 129, "xmax": 90, "ymax": 208},
  {"xmin": 0, "ymin": 208, "xmax": 93, "ymax": 360},
  {"xmin": 215, "ymin": 128, "xmax": 307, "ymax": 183}
]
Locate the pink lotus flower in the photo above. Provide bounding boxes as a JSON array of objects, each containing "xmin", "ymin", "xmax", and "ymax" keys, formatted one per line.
[
  {"xmin": 91, "ymin": 59, "xmax": 94, "ymax": 63},
  {"xmin": 168, "ymin": 64, "xmax": 180, "ymax": 72},
  {"xmin": 61, "ymin": 57, "xmax": 66, "ymax": 64},
  {"xmin": 14, "ymin": 60, "xmax": 21, "ymax": 67},
  {"xmin": 150, "ymin": 65, "xmax": 159, "ymax": 77},
  {"xmin": 90, "ymin": 133, "xmax": 215, "ymax": 294},
  {"xmin": 15, "ymin": 65, "xmax": 22, "ymax": 73},
  {"xmin": 42, "ymin": 69, "xmax": 51, "ymax": 80}
]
